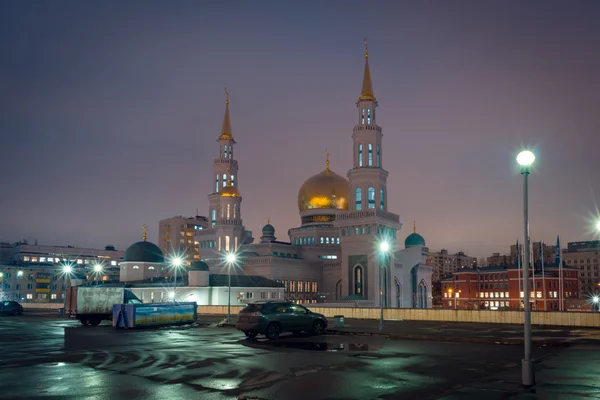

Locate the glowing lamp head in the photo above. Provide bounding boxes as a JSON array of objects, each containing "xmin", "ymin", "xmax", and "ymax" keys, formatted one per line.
[
  {"xmin": 226, "ymin": 253, "xmax": 237, "ymax": 263},
  {"xmin": 172, "ymin": 257, "xmax": 183, "ymax": 267},
  {"xmin": 168, "ymin": 291, "xmax": 175, "ymax": 299},
  {"xmin": 379, "ymin": 241, "xmax": 390, "ymax": 253},
  {"xmin": 516, "ymin": 150, "xmax": 535, "ymax": 167},
  {"xmin": 63, "ymin": 265, "xmax": 73, "ymax": 274},
  {"xmin": 0, "ymin": 272, "xmax": 3, "ymax": 278},
  {"xmin": 593, "ymin": 296, "xmax": 599, "ymax": 304},
  {"xmin": 93, "ymin": 264, "xmax": 103, "ymax": 272},
  {"xmin": 595, "ymin": 219, "xmax": 600, "ymax": 232}
]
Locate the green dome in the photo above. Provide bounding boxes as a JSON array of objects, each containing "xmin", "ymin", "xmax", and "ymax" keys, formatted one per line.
[
  {"xmin": 405, "ymin": 232, "xmax": 426, "ymax": 248},
  {"xmin": 124, "ymin": 241, "xmax": 164, "ymax": 263},
  {"xmin": 262, "ymin": 223, "xmax": 275, "ymax": 233},
  {"xmin": 189, "ymin": 260, "xmax": 210, "ymax": 271}
]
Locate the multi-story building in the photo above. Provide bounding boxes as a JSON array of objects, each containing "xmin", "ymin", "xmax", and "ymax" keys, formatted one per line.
[
  {"xmin": 487, "ymin": 253, "xmax": 512, "ymax": 267},
  {"xmin": 158, "ymin": 215, "xmax": 210, "ymax": 263},
  {"xmin": 0, "ymin": 242, "xmax": 123, "ymax": 303},
  {"xmin": 562, "ymin": 240, "xmax": 600, "ymax": 293},
  {"xmin": 426, "ymin": 247, "xmax": 477, "ymax": 282},
  {"xmin": 440, "ymin": 264, "xmax": 580, "ymax": 311}
]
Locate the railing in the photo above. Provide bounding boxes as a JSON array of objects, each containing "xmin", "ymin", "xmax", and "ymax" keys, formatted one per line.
[
  {"xmin": 335, "ymin": 209, "xmax": 400, "ymax": 223},
  {"xmin": 353, "ymin": 125, "xmax": 382, "ymax": 133}
]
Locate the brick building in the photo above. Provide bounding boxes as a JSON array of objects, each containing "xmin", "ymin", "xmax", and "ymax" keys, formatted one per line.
[{"xmin": 441, "ymin": 264, "xmax": 580, "ymax": 311}]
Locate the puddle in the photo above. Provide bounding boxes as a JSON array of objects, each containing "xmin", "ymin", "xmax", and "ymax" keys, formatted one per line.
[{"xmin": 258, "ymin": 341, "xmax": 380, "ymax": 352}]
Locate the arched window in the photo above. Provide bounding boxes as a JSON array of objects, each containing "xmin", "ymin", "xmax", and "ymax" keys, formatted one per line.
[
  {"xmin": 225, "ymin": 236, "xmax": 230, "ymax": 251},
  {"xmin": 231, "ymin": 174, "xmax": 235, "ymax": 186},
  {"xmin": 342, "ymin": 229, "xmax": 346, "ymax": 236},
  {"xmin": 211, "ymin": 209, "xmax": 216, "ymax": 227},
  {"xmin": 361, "ymin": 108, "xmax": 365, "ymax": 124},
  {"xmin": 380, "ymin": 188, "xmax": 385, "ymax": 210},
  {"xmin": 358, "ymin": 144, "xmax": 363, "ymax": 167},
  {"xmin": 354, "ymin": 265, "xmax": 363, "ymax": 295},
  {"xmin": 376, "ymin": 144, "xmax": 381, "ymax": 167},
  {"xmin": 227, "ymin": 204, "xmax": 231, "ymax": 219},
  {"xmin": 368, "ymin": 144, "xmax": 373, "ymax": 166},
  {"xmin": 355, "ymin": 188, "xmax": 362, "ymax": 210},
  {"xmin": 233, "ymin": 204, "xmax": 237, "ymax": 218},
  {"xmin": 215, "ymin": 174, "xmax": 219, "ymax": 192},
  {"xmin": 368, "ymin": 187, "xmax": 375, "ymax": 209},
  {"xmin": 367, "ymin": 108, "xmax": 371, "ymax": 124},
  {"xmin": 223, "ymin": 145, "xmax": 228, "ymax": 158},
  {"xmin": 228, "ymin": 146, "xmax": 233, "ymax": 159},
  {"xmin": 222, "ymin": 173, "xmax": 227, "ymax": 187}
]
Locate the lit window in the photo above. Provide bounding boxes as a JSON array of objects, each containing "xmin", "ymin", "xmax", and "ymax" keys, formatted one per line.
[
  {"xmin": 227, "ymin": 204, "xmax": 231, "ymax": 219},
  {"xmin": 368, "ymin": 144, "xmax": 373, "ymax": 166},
  {"xmin": 380, "ymin": 188, "xmax": 385, "ymax": 210},
  {"xmin": 225, "ymin": 236, "xmax": 230, "ymax": 251},
  {"xmin": 358, "ymin": 144, "xmax": 363, "ymax": 167},
  {"xmin": 216, "ymin": 174, "xmax": 219, "ymax": 192},
  {"xmin": 367, "ymin": 108, "xmax": 371, "ymax": 124},
  {"xmin": 26, "ymin": 294, "xmax": 33, "ymax": 299},
  {"xmin": 223, "ymin": 145, "xmax": 228, "ymax": 158},
  {"xmin": 361, "ymin": 108, "xmax": 365, "ymax": 124},
  {"xmin": 211, "ymin": 209, "xmax": 216, "ymax": 227},
  {"xmin": 111, "ymin": 261, "xmax": 117, "ymax": 266},
  {"xmin": 222, "ymin": 173, "xmax": 227, "ymax": 188},
  {"xmin": 368, "ymin": 187, "xmax": 375, "ymax": 209},
  {"xmin": 148, "ymin": 266, "xmax": 155, "ymax": 270},
  {"xmin": 40, "ymin": 257, "xmax": 46, "ymax": 262},
  {"xmin": 320, "ymin": 237, "xmax": 324, "ymax": 244},
  {"xmin": 355, "ymin": 188, "xmax": 362, "ymax": 210},
  {"xmin": 354, "ymin": 265, "xmax": 363, "ymax": 295},
  {"xmin": 133, "ymin": 265, "xmax": 139, "ymax": 269}
]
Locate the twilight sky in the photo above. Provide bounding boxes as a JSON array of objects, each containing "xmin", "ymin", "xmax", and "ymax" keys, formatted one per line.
[{"xmin": 1, "ymin": 1, "xmax": 599, "ymax": 258}]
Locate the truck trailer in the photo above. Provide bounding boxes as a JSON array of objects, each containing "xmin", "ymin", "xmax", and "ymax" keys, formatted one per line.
[{"xmin": 65, "ymin": 286, "xmax": 142, "ymax": 326}]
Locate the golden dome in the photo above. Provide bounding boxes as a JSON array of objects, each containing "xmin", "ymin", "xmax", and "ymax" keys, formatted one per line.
[
  {"xmin": 221, "ymin": 184, "xmax": 240, "ymax": 198},
  {"xmin": 298, "ymin": 168, "xmax": 350, "ymax": 212}
]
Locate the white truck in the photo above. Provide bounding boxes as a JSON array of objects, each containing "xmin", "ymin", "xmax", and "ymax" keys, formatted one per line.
[{"xmin": 65, "ymin": 286, "xmax": 142, "ymax": 326}]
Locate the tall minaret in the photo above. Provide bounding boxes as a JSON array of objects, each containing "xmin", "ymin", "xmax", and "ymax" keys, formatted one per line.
[
  {"xmin": 347, "ymin": 39, "xmax": 388, "ymax": 212},
  {"xmin": 208, "ymin": 89, "xmax": 239, "ymax": 228},
  {"xmin": 215, "ymin": 169, "xmax": 244, "ymax": 252}
]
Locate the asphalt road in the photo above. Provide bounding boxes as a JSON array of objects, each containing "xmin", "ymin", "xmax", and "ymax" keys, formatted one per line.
[{"xmin": 0, "ymin": 315, "xmax": 571, "ymax": 399}]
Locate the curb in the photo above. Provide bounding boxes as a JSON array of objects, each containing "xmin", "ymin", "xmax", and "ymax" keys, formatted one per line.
[{"xmin": 197, "ymin": 320, "xmax": 569, "ymax": 347}]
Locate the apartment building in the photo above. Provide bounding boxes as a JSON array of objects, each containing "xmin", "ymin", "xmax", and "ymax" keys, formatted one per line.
[
  {"xmin": 562, "ymin": 240, "xmax": 600, "ymax": 293},
  {"xmin": 158, "ymin": 215, "xmax": 210, "ymax": 263},
  {"xmin": 426, "ymin": 248, "xmax": 477, "ymax": 282}
]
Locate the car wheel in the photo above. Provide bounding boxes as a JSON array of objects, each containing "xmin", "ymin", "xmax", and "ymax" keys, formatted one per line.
[
  {"xmin": 266, "ymin": 323, "xmax": 281, "ymax": 339},
  {"xmin": 312, "ymin": 320, "xmax": 325, "ymax": 335},
  {"xmin": 244, "ymin": 331, "xmax": 258, "ymax": 339}
]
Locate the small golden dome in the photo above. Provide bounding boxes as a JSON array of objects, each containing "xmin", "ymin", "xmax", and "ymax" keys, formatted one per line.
[
  {"xmin": 221, "ymin": 184, "xmax": 240, "ymax": 198},
  {"xmin": 298, "ymin": 169, "xmax": 350, "ymax": 212}
]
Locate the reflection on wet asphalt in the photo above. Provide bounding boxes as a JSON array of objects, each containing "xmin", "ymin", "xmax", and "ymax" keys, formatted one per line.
[{"xmin": 0, "ymin": 315, "xmax": 559, "ymax": 400}]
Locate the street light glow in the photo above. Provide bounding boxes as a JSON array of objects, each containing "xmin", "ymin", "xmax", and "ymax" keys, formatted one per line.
[
  {"xmin": 93, "ymin": 264, "xmax": 103, "ymax": 272},
  {"xmin": 172, "ymin": 257, "xmax": 183, "ymax": 267},
  {"xmin": 516, "ymin": 150, "xmax": 535, "ymax": 166},
  {"xmin": 226, "ymin": 252, "xmax": 237, "ymax": 263},
  {"xmin": 379, "ymin": 241, "xmax": 390, "ymax": 253},
  {"xmin": 596, "ymin": 219, "xmax": 600, "ymax": 232},
  {"xmin": 593, "ymin": 296, "xmax": 599, "ymax": 304},
  {"xmin": 63, "ymin": 265, "xmax": 73, "ymax": 274}
]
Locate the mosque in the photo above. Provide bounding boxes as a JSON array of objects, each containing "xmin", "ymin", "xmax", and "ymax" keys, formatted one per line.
[{"xmin": 191, "ymin": 43, "xmax": 433, "ymax": 308}]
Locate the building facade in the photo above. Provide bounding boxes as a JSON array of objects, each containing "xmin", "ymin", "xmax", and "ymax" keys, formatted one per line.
[
  {"xmin": 441, "ymin": 264, "xmax": 580, "ymax": 311},
  {"xmin": 562, "ymin": 240, "xmax": 600, "ymax": 293},
  {"xmin": 158, "ymin": 215, "xmax": 209, "ymax": 262},
  {"xmin": 192, "ymin": 43, "xmax": 433, "ymax": 308},
  {"xmin": 426, "ymin": 246, "xmax": 477, "ymax": 282}
]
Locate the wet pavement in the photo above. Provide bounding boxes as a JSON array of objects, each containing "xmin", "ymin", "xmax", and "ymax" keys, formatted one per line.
[{"xmin": 0, "ymin": 314, "xmax": 598, "ymax": 399}]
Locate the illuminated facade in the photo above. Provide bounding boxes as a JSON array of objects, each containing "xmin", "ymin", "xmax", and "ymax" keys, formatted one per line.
[{"xmin": 194, "ymin": 43, "xmax": 433, "ymax": 307}]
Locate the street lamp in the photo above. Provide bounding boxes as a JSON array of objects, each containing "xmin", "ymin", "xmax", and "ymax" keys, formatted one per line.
[
  {"xmin": 170, "ymin": 255, "xmax": 184, "ymax": 301},
  {"xmin": 63, "ymin": 265, "xmax": 73, "ymax": 274},
  {"xmin": 379, "ymin": 240, "xmax": 390, "ymax": 331},
  {"xmin": 93, "ymin": 263, "xmax": 103, "ymax": 286},
  {"xmin": 225, "ymin": 252, "xmax": 237, "ymax": 323},
  {"xmin": 593, "ymin": 296, "xmax": 599, "ymax": 312},
  {"xmin": 517, "ymin": 149, "xmax": 535, "ymax": 387}
]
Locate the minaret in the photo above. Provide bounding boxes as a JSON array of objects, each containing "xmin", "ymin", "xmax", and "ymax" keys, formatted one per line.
[
  {"xmin": 214, "ymin": 169, "xmax": 244, "ymax": 252},
  {"xmin": 348, "ymin": 39, "xmax": 388, "ymax": 212},
  {"xmin": 208, "ymin": 89, "xmax": 239, "ymax": 228}
]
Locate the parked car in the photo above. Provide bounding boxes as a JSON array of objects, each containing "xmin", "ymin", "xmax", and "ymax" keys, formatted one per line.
[
  {"xmin": 0, "ymin": 301, "xmax": 24, "ymax": 316},
  {"xmin": 236, "ymin": 301, "xmax": 328, "ymax": 339}
]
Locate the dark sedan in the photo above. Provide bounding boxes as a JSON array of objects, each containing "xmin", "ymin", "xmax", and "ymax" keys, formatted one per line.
[
  {"xmin": 0, "ymin": 301, "xmax": 24, "ymax": 316},
  {"xmin": 236, "ymin": 301, "xmax": 328, "ymax": 339}
]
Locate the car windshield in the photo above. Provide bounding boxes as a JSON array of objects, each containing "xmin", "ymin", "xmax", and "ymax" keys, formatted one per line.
[{"xmin": 241, "ymin": 304, "xmax": 264, "ymax": 313}]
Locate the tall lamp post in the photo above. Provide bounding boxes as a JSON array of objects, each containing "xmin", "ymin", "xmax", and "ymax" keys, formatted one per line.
[
  {"xmin": 517, "ymin": 149, "xmax": 536, "ymax": 387},
  {"xmin": 379, "ymin": 240, "xmax": 390, "ymax": 332},
  {"xmin": 225, "ymin": 252, "xmax": 237, "ymax": 323},
  {"xmin": 171, "ymin": 256, "xmax": 183, "ymax": 301}
]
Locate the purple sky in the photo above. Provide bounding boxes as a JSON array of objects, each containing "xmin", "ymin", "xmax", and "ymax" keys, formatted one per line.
[{"xmin": 1, "ymin": 1, "xmax": 599, "ymax": 258}]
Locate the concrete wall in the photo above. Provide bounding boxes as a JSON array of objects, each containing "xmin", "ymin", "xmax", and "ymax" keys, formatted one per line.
[{"xmin": 196, "ymin": 305, "xmax": 600, "ymax": 328}]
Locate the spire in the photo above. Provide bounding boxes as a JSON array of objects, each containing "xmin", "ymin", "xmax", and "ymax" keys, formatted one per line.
[
  {"xmin": 325, "ymin": 148, "xmax": 331, "ymax": 173},
  {"xmin": 359, "ymin": 38, "xmax": 375, "ymax": 101},
  {"xmin": 267, "ymin": 217, "xmax": 271, "ymax": 224},
  {"xmin": 413, "ymin": 221, "xmax": 416, "ymax": 234},
  {"xmin": 142, "ymin": 224, "xmax": 147, "ymax": 242},
  {"xmin": 219, "ymin": 88, "xmax": 233, "ymax": 140}
]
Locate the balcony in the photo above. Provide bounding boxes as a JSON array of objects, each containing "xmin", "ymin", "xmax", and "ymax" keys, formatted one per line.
[
  {"xmin": 36, "ymin": 278, "xmax": 51, "ymax": 283},
  {"xmin": 35, "ymin": 288, "xmax": 50, "ymax": 293}
]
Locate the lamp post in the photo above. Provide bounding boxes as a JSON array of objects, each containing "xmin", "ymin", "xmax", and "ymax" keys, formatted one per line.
[
  {"xmin": 517, "ymin": 149, "xmax": 536, "ymax": 387},
  {"xmin": 93, "ymin": 263, "xmax": 103, "ymax": 286},
  {"xmin": 225, "ymin": 252, "xmax": 237, "ymax": 323},
  {"xmin": 593, "ymin": 296, "xmax": 599, "ymax": 312},
  {"xmin": 171, "ymin": 256, "xmax": 183, "ymax": 301},
  {"xmin": 379, "ymin": 240, "xmax": 390, "ymax": 332}
]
